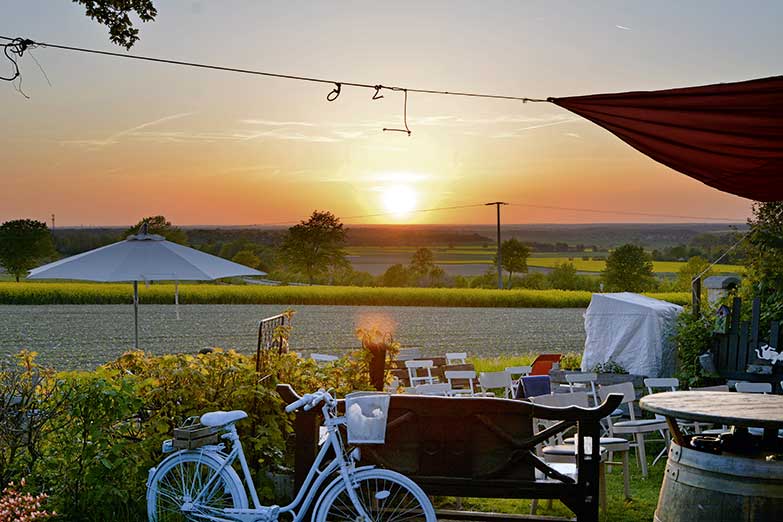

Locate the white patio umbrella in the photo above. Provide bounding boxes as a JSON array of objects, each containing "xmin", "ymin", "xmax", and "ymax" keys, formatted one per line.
[{"xmin": 27, "ymin": 227, "xmax": 265, "ymax": 348}]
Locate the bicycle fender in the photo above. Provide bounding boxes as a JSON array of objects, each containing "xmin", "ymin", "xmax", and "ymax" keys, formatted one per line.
[{"xmin": 310, "ymin": 465, "xmax": 376, "ymax": 521}]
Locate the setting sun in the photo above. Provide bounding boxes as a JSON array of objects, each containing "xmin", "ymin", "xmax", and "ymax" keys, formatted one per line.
[{"xmin": 381, "ymin": 185, "xmax": 417, "ymax": 217}]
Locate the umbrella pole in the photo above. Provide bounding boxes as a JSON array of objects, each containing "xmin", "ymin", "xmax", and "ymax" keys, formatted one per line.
[{"xmin": 133, "ymin": 281, "xmax": 139, "ymax": 349}]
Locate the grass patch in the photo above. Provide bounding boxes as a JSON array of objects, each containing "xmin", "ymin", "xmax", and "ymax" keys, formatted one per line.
[
  {"xmin": 0, "ymin": 282, "xmax": 690, "ymax": 308},
  {"xmin": 445, "ymin": 460, "xmax": 664, "ymax": 521}
]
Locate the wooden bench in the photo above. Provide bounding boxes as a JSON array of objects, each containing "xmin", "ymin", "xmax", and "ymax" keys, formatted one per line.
[{"xmin": 278, "ymin": 384, "xmax": 622, "ymax": 522}]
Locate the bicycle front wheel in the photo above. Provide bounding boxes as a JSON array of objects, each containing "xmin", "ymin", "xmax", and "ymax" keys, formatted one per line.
[
  {"xmin": 147, "ymin": 451, "xmax": 248, "ymax": 522},
  {"xmin": 315, "ymin": 468, "xmax": 436, "ymax": 522}
]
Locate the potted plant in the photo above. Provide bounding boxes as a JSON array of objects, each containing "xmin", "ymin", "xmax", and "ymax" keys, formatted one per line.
[{"xmin": 355, "ymin": 327, "xmax": 400, "ymax": 391}]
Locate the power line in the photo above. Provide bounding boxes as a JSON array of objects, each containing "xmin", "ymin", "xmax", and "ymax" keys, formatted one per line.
[
  {"xmin": 245, "ymin": 203, "xmax": 488, "ymax": 227},
  {"xmin": 0, "ymin": 35, "xmax": 550, "ymax": 103},
  {"xmin": 242, "ymin": 201, "xmax": 743, "ymax": 228},
  {"xmin": 508, "ymin": 202, "xmax": 745, "ymax": 222}
]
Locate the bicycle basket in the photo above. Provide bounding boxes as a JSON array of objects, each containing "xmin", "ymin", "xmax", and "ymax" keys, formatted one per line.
[
  {"xmin": 344, "ymin": 392, "xmax": 391, "ymax": 444},
  {"xmin": 172, "ymin": 416, "xmax": 219, "ymax": 450}
]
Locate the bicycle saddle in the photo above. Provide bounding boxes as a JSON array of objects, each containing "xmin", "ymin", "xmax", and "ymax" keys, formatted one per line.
[{"xmin": 200, "ymin": 410, "xmax": 248, "ymax": 427}]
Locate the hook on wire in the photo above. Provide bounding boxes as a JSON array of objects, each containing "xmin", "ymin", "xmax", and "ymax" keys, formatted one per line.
[
  {"xmin": 372, "ymin": 85, "xmax": 384, "ymax": 100},
  {"xmin": 383, "ymin": 89, "xmax": 411, "ymax": 136},
  {"xmin": 327, "ymin": 82, "xmax": 341, "ymax": 101}
]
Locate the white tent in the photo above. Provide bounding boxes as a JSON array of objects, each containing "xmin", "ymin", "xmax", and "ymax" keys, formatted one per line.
[
  {"xmin": 581, "ymin": 292, "xmax": 683, "ymax": 377},
  {"xmin": 28, "ymin": 228, "xmax": 265, "ymax": 348}
]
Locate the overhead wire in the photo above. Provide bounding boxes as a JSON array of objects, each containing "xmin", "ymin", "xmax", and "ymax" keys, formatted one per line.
[
  {"xmin": 508, "ymin": 202, "xmax": 745, "ymax": 222},
  {"xmin": 0, "ymin": 35, "xmax": 550, "ymax": 103},
  {"xmin": 243, "ymin": 201, "xmax": 745, "ymax": 227}
]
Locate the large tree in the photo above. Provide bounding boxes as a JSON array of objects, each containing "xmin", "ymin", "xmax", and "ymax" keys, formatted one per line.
[
  {"xmin": 494, "ymin": 238, "xmax": 530, "ymax": 288},
  {"xmin": 279, "ymin": 211, "xmax": 347, "ymax": 285},
  {"xmin": 603, "ymin": 244, "xmax": 657, "ymax": 292},
  {"xmin": 744, "ymin": 201, "xmax": 783, "ymax": 324},
  {"xmin": 123, "ymin": 215, "xmax": 188, "ymax": 244},
  {"xmin": 0, "ymin": 219, "xmax": 56, "ymax": 282},
  {"xmin": 72, "ymin": 0, "xmax": 157, "ymax": 49},
  {"xmin": 409, "ymin": 248, "xmax": 435, "ymax": 277},
  {"xmin": 676, "ymin": 256, "xmax": 714, "ymax": 291}
]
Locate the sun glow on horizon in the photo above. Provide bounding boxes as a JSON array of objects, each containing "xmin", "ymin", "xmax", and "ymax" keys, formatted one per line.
[{"xmin": 381, "ymin": 185, "xmax": 418, "ymax": 218}]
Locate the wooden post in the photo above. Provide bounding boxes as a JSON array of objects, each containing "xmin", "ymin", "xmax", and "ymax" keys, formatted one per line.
[
  {"xmin": 692, "ymin": 276, "xmax": 701, "ymax": 317},
  {"xmin": 485, "ymin": 202, "xmax": 508, "ymax": 289}
]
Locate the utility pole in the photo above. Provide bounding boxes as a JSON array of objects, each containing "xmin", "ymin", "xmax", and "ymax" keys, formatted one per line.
[
  {"xmin": 485, "ymin": 202, "xmax": 508, "ymax": 289},
  {"xmin": 51, "ymin": 213, "xmax": 55, "ymax": 230}
]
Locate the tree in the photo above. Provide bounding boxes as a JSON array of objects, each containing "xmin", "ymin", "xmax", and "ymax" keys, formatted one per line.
[
  {"xmin": 676, "ymin": 256, "xmax": 714, "ymax": 291},
  {"xmin": 548, "ymin": 262, "xmax": 579, "ymax": 290},
  {"xmin": 494, "ymin": 238, "xmax": 530, "ymax": 288},
  {"xmin": 72, "ymin": 0, "xmax": 157, "ymax": 49},
  {"xmin": 428, "ymin": 265, "xmax": 446, "ymax": 287},
  {"xmin": 123, "ymin": 216, "xmax": 188, "ymax": 245},
  {"xmin": 744, "ymin": 201, "xmax": 783, "ymax": 325},
  {"xmin": 279, "ymin": 211, "xmax": 347, "ymax": 285},
  {"xmin": 381, "ymin": 264, "xmax": 410, "ymax": 287},
  {"xmin": 603, "ymin": 244, "xmax": 657, "ymax": 292},
  {"xmin": 231, "ymin": 250, "xmax": 262, "ymax": 270},
  {"xmin": 0, "ymin": 219, "xmax": 56, "ymax": 282},
  {"xmin": 410, "ymin": 248, "xmax": 435, "ymax": 276}
]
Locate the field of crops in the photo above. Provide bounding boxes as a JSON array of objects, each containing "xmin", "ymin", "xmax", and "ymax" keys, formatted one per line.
[
  {"xmin": 345, "ymin": 246, "xmax": 744, "ymax": 274},
  {"xmin": 0, "ymin": 304, "xmax": 590, "ymax": 370},
  {"xmin": 0, "ymin": 282, "xmax": 690, "ymax": 308}
]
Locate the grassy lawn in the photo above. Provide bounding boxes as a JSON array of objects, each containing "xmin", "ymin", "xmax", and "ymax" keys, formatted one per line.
[{"xmin": 445, "ymin": 460, "xmax": 664, "ymax": 521}]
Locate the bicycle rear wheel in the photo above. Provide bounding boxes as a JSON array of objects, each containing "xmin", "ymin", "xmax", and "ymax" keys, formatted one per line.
[
  {"xmin": 315, "ymin": 468, "xmax": 436, "ymax": 522},
  {"xmin": 147, "ymin": 451, "xmax": 248, "ymax": 522}
]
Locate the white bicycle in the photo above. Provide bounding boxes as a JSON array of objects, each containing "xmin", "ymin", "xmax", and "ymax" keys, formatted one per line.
[{"xmin": 146, "ymin": 389, "xmax": 436, "ymax": 521}]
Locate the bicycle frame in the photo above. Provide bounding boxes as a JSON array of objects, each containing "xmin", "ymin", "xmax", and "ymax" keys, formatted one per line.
[{"xmin": 183, "ymin": 396, "xmax": 373, "ymax": 522}]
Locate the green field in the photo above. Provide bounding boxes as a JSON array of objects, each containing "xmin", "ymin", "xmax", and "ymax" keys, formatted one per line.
[
  {"xmin": 0, "ymin": 282, "xmax": 690, "ymax": 308},
  {"xmin": 346, "ymin": 246, "xmax": 744, "ymax": 274}
]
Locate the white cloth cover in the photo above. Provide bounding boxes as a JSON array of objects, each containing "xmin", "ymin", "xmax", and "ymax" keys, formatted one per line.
[{"xmin": 581, "ymin": 293, "xmax": 683, "ymax": 378}]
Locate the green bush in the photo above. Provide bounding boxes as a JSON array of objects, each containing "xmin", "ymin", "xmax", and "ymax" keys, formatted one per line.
[
  {"xmin": 1, "ymin": 349, "xmax": 375, "ymax": 521},
  {"xmin": 673, "ymin": 308, "xmax": 714, "ymax": 387}
]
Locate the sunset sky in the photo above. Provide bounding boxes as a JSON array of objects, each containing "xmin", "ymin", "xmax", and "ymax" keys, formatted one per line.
[{"xmin": 2, "ymin": 1, "xmax": 780, "ymax": 226}]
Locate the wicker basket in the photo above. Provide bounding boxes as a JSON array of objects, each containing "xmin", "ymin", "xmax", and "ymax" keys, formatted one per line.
[{"xmin": 172, "ymin": 416, "xmax": 219, "ymax": 449}]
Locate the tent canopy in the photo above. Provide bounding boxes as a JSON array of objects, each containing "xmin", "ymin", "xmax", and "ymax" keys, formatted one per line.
[
  {"xmin": 581, "ymin": 292, "xmax": 683, "ymax": 378},
  {"xmin": 552, "ymin": 75, "xmax": 783, "ymax": 201}
]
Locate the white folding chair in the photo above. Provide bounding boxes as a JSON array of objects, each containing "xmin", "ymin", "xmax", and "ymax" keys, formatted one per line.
[
  {"xmin": 694, "ymin": 384, "xmax": 731, "ymax": 436},
  {"xmin": 444, "ymin": 370, "xmax": 478, "ymax": 396},
  {"xmin": 309, "ymin": 353, "xmax": 338, "ymax": 364},
  {"xmin": 397, "ymin": 348, "xmax": 422, "ymax": 361},
  {"xmin": 405, "ymin": 360, "xmax": 436, "ymax": 386},
  {"xmin": 735, "ymin": 381, "xmax": 772, "ymax": 394},
  {"xmin": 478, "ymin": 371, "xmax": 513, "ymax": 398},
  {"xmin": 599, "ymin": 382, "xmax": 669, "ymax": 478},
  {"xmin": 529, "ymin": 392, "xmax": 608, "ymax": 514},
  {"xmin": 445, "ymin": 352, "xmax": 468, "ymax": 365},
  {"xmin": 505, "ymin": 365, "xmax": 532, "ymax": 388},
  {"xmin": 414, "ymin": 383, "xmax": 451, "ymax": 396},
  {"xmin": 566, "ymin": 372, "xmax": 621, "ymax": 436},
  {"xmin": 559, "ymin": 392, "xmax": 631, "ymax": 499}
]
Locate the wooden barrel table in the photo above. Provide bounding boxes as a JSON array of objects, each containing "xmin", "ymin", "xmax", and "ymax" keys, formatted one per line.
[{"xmin": 641, "ymin": 391, "xmax": 783, "ymax": 522}]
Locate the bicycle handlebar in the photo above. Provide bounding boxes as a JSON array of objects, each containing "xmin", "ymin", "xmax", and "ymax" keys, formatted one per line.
[
  {"xmin": 285, "ymin": 393, "xmax": 316, "ymax": 413},
  {"xmin": 284, "ymin": 389, "xmax": 335, "ymax": 413}
]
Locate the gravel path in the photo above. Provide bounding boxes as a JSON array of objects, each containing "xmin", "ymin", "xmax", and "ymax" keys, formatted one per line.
[{"xmin": 0, "ymin": 304, "xmax": 586, "ymax": 370}]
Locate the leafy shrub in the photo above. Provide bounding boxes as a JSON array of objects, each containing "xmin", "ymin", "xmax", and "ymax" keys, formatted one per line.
[
  {"xmin": 1, "ymin": 348, "xmax": 376, "ymax": 521},
  {"xmin": 559, "ymin": 353, "xmax": 582, "ymax": 371},
  {"xmin": 673, "ymin": 307, "xmax": 714, "ymax": 387}
]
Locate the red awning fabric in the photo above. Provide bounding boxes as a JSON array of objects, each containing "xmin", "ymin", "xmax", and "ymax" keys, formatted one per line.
[{"xmin": 550, "ymin": 76, "xmax": 783, "ymax": 201}]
